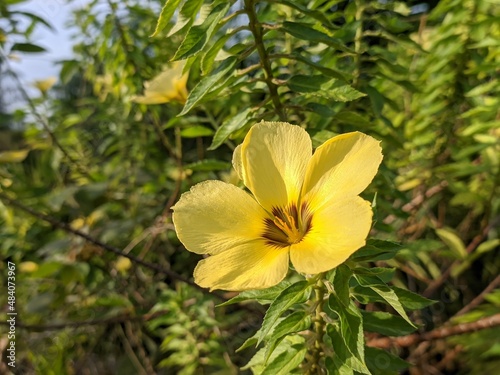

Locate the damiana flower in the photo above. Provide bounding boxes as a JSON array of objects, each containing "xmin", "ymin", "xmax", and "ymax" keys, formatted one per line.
[
  {"xmin": 33, "ymin": 77, "xmax": 57, "ymax": 94},
  {"xmin": 132, "ymin": 61, "xmax": 188, "ymax": 104},
  {"xmin": 172, "ymin": 122, "xmax": 383, "ymax": 291}
]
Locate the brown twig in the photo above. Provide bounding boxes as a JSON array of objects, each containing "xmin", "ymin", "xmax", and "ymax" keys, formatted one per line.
[
  {"xmin": 423, "ymin": 221, "xmax": 496, "ymax": 297},
  {"xmin": 367, "ymin": 313, "xmax": 500, "ymax": 349},
  {"xmin": 0, "ymin": 48, "xmax": 93, "ymax": 180},
  {"xmin": 0, "ymin": 309, "xmax": 168, "ymax": 332},
  {"xmin": 0, "ymin": 191, "xmax": 219, "ymax": 298},
  {"xmin": 452, "ymin": 274, "xmax": 500, "ymax": 318}
]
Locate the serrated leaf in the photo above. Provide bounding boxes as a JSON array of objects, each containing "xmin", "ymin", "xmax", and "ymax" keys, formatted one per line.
[
  {"xmin": 242, "ymin": 335, "xmax": 304, "ymax": 371},
  {"xmin": 218, "ymin": 280, "xmax": 291, "ymax": 307},
  {"xmin": 365, "ymin": 347, "xmax": 410, "ymax": 375},
  {"xmin": 333, "ymin": 264, "xmax": 352, "ymax": 307},
  {"xmin": 370, "ymin": 286, "xmax": 415, "ymax": 328},
  {"xmin": 327, "ymin": 85, "xmax": 366, "ymax": 102},
  {"xmin": 288, "ymin": 74, "xmax": 332, "ymax": 93},
  {"xmin": 209, "ymin": 108, "xmax": 252, "ymax": 150},
  {"xmin": 354, "ymin": 267, "xmax": 395, "ymax": 283},
  {"xmin": 351, "ymin": 239, "xmax": 401, "ymax": 262},
  {"xmin": 173, "ymin": 2, "xmax": 230, "ymax": 60},
  {"xmin": 362, "ymin": 310, "xmax": 417, "ymax": 336},
  {"xmin": 150, "ymin": 0, "xmax": 182, "ymax": 37},
  {"xmin": 291, "ymin": 54, "xmax": 348, "ymax": 80},
  {"xmin": 201, "ymin": 33, "xmax": 232, "ymax": 74},
  {"xmin": 179, "ymin": 56, "xmax": 237, "ymax": 116},
  {"xmin": 282, "ymin": 21, "xmax": 352, "ymax": 52},
  {"xmin": 392, "ymin": 287, "xmax": 436, "ymax": 310},
  {"xmin": 327, "ymin": 297, "xmax": 371, "ymax": 374},
  {"xmin": 168, "ymin": 0, "xmax": 204, "ymax": 37},
  {"xmin": 278, "ymin": 0, "xmax": 334, "ymax": 27},
  {"xmin": 261, "ymin": 344, "xmax": 306, "ymax": 375},
  {"xmin": 264, "ymin": 311, "xmax": 311, "ymax": 361},
  {"xmin": 258, "ymin": 281, "xmax": 310, "ymax": 345},
  {"xmin": 327, "ymin": 302, "xmax": 367, "ymax": 374}
]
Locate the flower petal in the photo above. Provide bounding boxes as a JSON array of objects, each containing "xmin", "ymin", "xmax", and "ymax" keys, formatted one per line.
[
  {"xmin": 194, "ymin": 240, "xmax": 289, "ymax": 291},
  {"xmin": 172, "ymin": 180, "xmax": 267, "ymax": 255},
  {"xmin": 290, "ymin": 196, "xmax": 372, "ymax": 274},
  {"xmin": 241, "ymin": 122, "xmax": 312, "ymax": 211},
  {"xmin": 302, "ymin": 132, "xmax": 382, "ymax": 211},
  {"xmin": 232, "ymin": 144, "xmax": 244, "ymax": 181}
]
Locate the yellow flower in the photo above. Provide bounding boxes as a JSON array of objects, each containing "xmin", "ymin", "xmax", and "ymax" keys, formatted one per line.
[
  {"xmin": 132, "ymin": 61, "xmax": 188, "ymax": 104},
  {"xmin": 172, "ymin": 122, "xmax": 383, "ymax": 291},
  {"xmin": 33, "ymin": 77, "xmax": 57, "ymax": 94}
]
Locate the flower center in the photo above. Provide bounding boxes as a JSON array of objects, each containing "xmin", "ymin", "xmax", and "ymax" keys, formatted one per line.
[{"xmin": 262, "ymin": 203, "xmax": 313, "ymax": 248}]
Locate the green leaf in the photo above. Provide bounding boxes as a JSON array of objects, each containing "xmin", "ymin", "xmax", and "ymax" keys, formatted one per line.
[
  {"xmin": 208, "ymin": 108, "xmax": 252, "ymax": 150},
  {"xmin": 173, "ymin": 2, "xmax": 230, "ymax": 60},
  {"xmin": 291, "ymin": 54, "xmax": 348, "ymax": 80},
  {"xmin": 365, "ymin": 347, "xmax": 410, "ymax": 375},
  {"xmin": 150, "ymin": 0, "xmax": 182, "ymax": 37},
  {"xmin": 180, "ymin": 125, "xmax": 214, "ymax": 138},
  {"xmin": 282, "ymin": 22, "xmax": 352, "ymax": 52},
  {"xmin": 277, "ymin": 0, "xmax": 334, "ymax": 27},
  {"xmin": 0, "ymin": 149, "xmax": 29, "ymax": 163},
  {"xmin": 261, "ymin": 344, "xmax": 306, "ymax": 375},
  {"xmin": 179, "ymin": 56, "xmax": 237, "ymax": 116},
  {"xmin": 264, "ymin": 311, "xmax": 312, "ymax": 361},
  {"xmin": 167, "ymin": 0, "xmax": 204, "ymax": 37},
  {"xmin": 356, "ymin": 276, "xmax": 416, "ymax": 328},
  {"xmin": 258, "ymin": 280, "xmax": 310, "ymax": 345},
  {"xmin": 362, "ymin": 310, "xmax": 417, "ymax": 336},
  {"xmin": 333, "ymin": 264, "xmax": 352, "ymax": 307},
  {"xmin": 353, "ymin": 267, "xmax": 395, "ymax": 284},
  {"xmin": 201, "ymin": 33, "xmax": 232, "ymax": 74},
  {"xmin": 288, "ymin": 75, "xmax": 332, "ymax": 93},
  {"xmin": 435, "ymin": 227, "xmax": 467, "ymax": 259},
  {"xmin": 326, "ymin": 85, "xmax": 366, "ymax": 102},
  {"xmin": 217, "ymin": 280, "xmax": 291, "ymax": 307},
  {"xmin": 242, "ymin": 335, "xmax": 304, "ymax": 371},
  {"xmin": 11, "ymin": 11, "xmax": 55, "ymax": 31},
  {"xmin": 11, "ymin": 43, "xmax": 46, "ymax": 53},
  {"xmin": 334, "ymin": 111, "xmax": 372, "ymax": 126},
  {"xmin": 327, "ymin": 296, "xmax": 371, "ymax": 374},
  {"xmin": 351, "ymin": 239, "xmax": 401, "ymax": 262},
  {"xmin": 392, "ymin": 287, "xmax": 436, "ymax": 310}
]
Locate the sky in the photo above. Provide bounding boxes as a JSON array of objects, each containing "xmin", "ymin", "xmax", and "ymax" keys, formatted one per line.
[{"xmin": 4, "ymin": 0, "xmax": 88, "ymax": 106}]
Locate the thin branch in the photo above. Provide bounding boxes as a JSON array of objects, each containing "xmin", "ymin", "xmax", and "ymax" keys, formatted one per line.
[
  {"xmin": 0, "ymin": 48, "xmax": 93, "ymax": 180},
  {"xmin": 0, "ymin": 309, "xmax": 168, "ymax": 332},
  {"xmin": 452, "ymin": 274, "xmax": 500, "ymax": 318},
  {"xmin": 243, "ymin": 0, "xmax": 286, "ymax": 121},
  {"xmin": 0, "ymin": 191, "xmax": 219, "ymax": 298},
  {"xmin": 367, "ymin": 313, "xmax": 500, "ymax": 349},
  {"xmin": 423, "ymin": 220, "xmax": 497, "ymax": 297}
]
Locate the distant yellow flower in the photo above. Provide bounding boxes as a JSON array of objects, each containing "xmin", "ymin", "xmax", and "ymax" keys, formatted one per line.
[
  {"xmin": 33, "ymin": 77, "xmax": 57, "ymax": 94},
  {"xmin": 132, "ymin": 61, "xmax": 188, "ymax": 104},
  {"xmin": 172, "ymin": 122, "xmax": 383, "ymax": 291}
]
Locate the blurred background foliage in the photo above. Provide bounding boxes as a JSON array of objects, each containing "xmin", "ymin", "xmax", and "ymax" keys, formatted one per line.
[{"xmin": 0, "ymin": 0, "xmax": 498, "ymax": 374}]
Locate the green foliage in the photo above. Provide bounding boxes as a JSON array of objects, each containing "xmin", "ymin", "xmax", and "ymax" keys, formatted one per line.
[{"xmin": 0, "ymin": 0, "xmax": 498, "ymax": 373}]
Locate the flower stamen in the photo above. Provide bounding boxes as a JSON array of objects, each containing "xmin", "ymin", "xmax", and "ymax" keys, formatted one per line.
[{"xmin": 262, "ymin": 203, "xmax": 313, "ymax": 248}]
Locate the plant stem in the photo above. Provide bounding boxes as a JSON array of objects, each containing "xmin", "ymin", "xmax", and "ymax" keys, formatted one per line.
[
  {"xmin": 243, "ymin": 0, "xmax": 286, "ymax": 121},
  {"xmin": 306, "ymin": 273, "xmax": 326, "ymax": 375},
  {"xmin": 353, "ymin": 0, "xmax": 364, "ymax": 88}
]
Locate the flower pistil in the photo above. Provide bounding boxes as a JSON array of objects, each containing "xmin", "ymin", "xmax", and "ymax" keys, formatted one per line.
[{"xmin": 263, "ymin": 203, "xmax": 313, "ymax": 247}]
